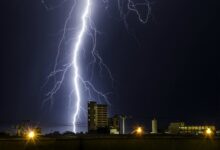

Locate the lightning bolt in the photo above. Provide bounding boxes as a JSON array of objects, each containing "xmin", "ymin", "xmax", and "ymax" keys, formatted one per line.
[
  {"xmin": 72, "ymin": 0, "xmax": 90, "ymax": 133},
  {"xmin": 42, "ymin": 0, "xmax": 152, "ymax": 133}
]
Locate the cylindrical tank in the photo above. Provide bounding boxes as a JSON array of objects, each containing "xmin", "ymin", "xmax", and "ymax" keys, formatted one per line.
[
  {"xmin": 122, "ymin": 117, "xmax": 126, "ymax": 134},
  {"xmin": 152, "ymin": 118, "xmax": 158, "ymax": 134}
]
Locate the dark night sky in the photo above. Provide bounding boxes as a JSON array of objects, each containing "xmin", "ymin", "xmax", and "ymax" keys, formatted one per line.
[{"xmin": 0, "ymin": 0, "xmax": 219, "ymax": 131}]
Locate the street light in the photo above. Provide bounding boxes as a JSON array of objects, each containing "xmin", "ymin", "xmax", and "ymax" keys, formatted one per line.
[
  {"xmin": 26, "ymin": 130, "xmax": 37, "ymax": 141},
  {"xmin": 135, "ymin": 127, "xmax": 143, "ymax": 135},
  {"xmin": 205, "ymin": 128, "xmax": 212, "ymax": 136},
  {"xmin": 28, "ymin": 131, "xmax": 35, "ymax": 139}
]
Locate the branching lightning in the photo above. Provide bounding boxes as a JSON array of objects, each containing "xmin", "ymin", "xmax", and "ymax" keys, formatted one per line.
[
  {"xmin": 127, "ymin": 0, "xmax": 151, "ymax": 24},
  {"xmin": 42, "ymin": 0, "xmax": 152, "ymax": 133},
  {"xmin": 72, "ymin": 0, "xmax": 90, "ymax": 133}
]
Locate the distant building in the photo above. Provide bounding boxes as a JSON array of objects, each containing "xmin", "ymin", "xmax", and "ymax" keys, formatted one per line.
[
  {"xmin": 88, "ymin": 101, "xmax": 97, "ymax": 131},
  {"xmin": 168, "ymin": 122, "xmax": 185, "ymax": 134},
  {"xmin": 168, "ymin": 122, "xmax": 216, "ymax": 135},
  {"xmin": 216, "ymin": 130, "xmax": 220, "ymax": 136},
  {"xmin": 88, "ymin": 101, "xmax": 108, "ymax": 133},
  {"xmin": 151, "ymin": 118, "xmax": 158, "ymax": 134},
  {"xmin": 109, "ymin": 115, "xmax": 120, "ymax": 134},
  {"xmin": 179, "ymin": 125, "xmax": 216, "ymax": 135}
]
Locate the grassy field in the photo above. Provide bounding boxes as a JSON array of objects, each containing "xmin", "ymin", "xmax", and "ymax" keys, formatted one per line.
[{"xmin": 0, "ymin": 136, "xmax": 219, "ymax": 150}]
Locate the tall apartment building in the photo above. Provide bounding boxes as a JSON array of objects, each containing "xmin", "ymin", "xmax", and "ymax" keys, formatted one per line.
[{"xmin": 88, "ymin": 101, "xmax": 108, "ymax": 132}]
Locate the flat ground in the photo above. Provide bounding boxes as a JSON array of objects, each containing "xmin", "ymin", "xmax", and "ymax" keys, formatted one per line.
[{"xmin": 0, "ymin": 135, "xmax": 219, "ymax": 150}]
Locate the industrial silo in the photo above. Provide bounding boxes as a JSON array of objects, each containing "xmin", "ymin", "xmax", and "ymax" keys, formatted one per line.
[{"xmin": 151, "ymin": 118, "xmax": 158, "ymax": 134}]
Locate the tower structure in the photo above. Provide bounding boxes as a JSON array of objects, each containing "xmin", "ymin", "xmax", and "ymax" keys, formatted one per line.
[
  {"xmin": 120, "ymin": 115, "xmax": 127, "ymax": 134},
  {"xmin": 151, "ymin": 118, "xmax": 158, "ymax": 134}
]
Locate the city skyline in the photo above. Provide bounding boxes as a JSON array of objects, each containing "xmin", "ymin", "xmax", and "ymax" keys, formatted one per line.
[{"xmin": 0, "ymin": 0, "xmax": 219, "ymax": 133}]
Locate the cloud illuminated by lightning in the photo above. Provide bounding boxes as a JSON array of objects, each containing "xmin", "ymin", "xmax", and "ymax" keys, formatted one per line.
[{"xmin": 42, "ymin": 0, "xmax": 152, "ymax": 133}]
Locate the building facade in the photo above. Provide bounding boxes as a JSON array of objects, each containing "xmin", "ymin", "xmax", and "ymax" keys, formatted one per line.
[
  {"xmin": 179, "ymin": 125, "xmax": 215, "ymax": 135},
  {"xmin": 88, "ymin": 101, "xmax": 108, "ymax": 132},
  {"xmin": 168, "ymin": 122, "xmax": 216, "ymax": 135},
  {"xmin": 168, "ymin": 122, "xmax": 185, "ymax": 134}
]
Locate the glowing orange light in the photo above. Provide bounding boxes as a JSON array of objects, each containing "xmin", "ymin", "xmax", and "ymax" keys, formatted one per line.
[
  {"xmin": 136, "ymin": 127, "xmax": 143, "ymax": 135},
  {"xmin": 205, "ymin": 128, "xmax": 212, "ymax": 135},
  {"xmin": 26, "ymin": 130, "xmax": 37, "ymax": 141},
  {"xmin": 28, "ymin": 131, "xmax": 35, "ymax": 139}
]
